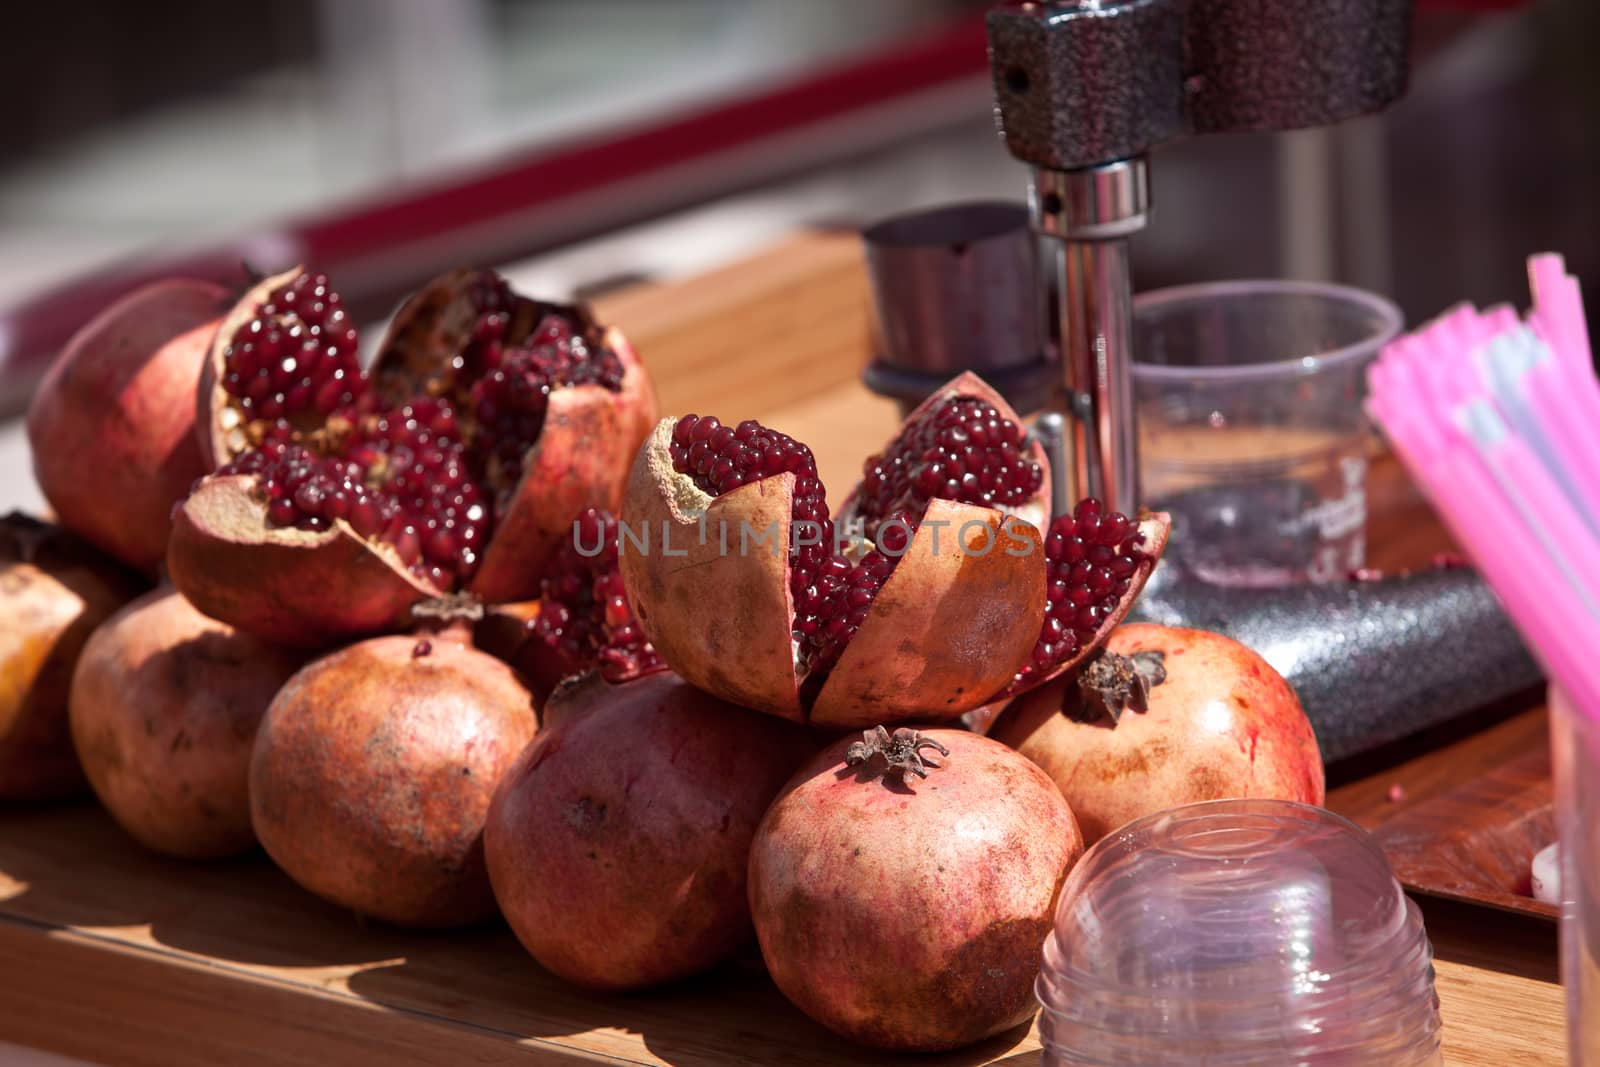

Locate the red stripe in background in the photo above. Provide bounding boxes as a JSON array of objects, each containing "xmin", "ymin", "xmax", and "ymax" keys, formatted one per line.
[
  {"xmin": 0, "ymin": 15, "xmax": 990, "ymax": 411},
  {"xmin": 301, "ymin": 16, "xmax": 991, "ymax": 266}
]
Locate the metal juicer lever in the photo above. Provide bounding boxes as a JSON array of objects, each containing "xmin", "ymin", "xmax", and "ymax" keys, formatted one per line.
[{"xmin": 986, "ymin": 0, "xmax": 1413, "ymax": 514}]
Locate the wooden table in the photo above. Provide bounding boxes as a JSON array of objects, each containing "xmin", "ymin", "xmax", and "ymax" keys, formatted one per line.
[{"xmin": 0, "ymin": 234, "xmax": 1565, "ymax": 1065}]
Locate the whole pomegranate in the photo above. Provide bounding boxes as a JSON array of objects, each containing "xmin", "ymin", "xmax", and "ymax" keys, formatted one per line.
[
  {"xmin": 68, "ymin": 588, "xmax": 303, "ymax": 858},
  {"xmin": 169, "ymin": 266, "xmax": 656, "ymax": 647},
  {"xmin": 0, "ymin": 515, "xmax": 144, "ymax": 801},
  {"xmin": 992, "ymin": 623, "xmax": 1325, "ymax": 844},
  {"xmin": 748, "ymin": 726, "xmax": 1082, "ymax": 1052},
  {"xmin": 250, "ymin": 625, "xmax": 537, "ymax": 926},
  {"xmin": 27, "ymin": 278, "xmax": 230, "ymax": 572},
  {"xmin": 475, "ymin": 506, "xmax": 663, "ymax": 701},
  {"xmin": 621, "ymin": 372, "xmax": 1168, "ymax": 728},
  {"xmin": 485, "ymin": 672, "xmax": 812, "ymax": 991}
]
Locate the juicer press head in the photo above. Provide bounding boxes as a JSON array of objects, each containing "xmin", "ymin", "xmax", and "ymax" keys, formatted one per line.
[{"xmin": 985, "ymin": 0, "xmax": 1413, "ymax": 515}]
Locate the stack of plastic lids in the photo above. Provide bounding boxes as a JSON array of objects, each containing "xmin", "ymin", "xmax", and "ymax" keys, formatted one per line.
[{"xmin": 1036, "ymin": 799, "xmax": 1441, "ymax": 1066}]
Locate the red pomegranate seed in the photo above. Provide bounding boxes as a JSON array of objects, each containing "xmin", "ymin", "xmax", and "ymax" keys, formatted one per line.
[
  {"xmin": 855, "ymin": 396, "xmax": 1042, "ymax": 538},
  {"xmin": 534, "ymin": 507, "xmax": 663, "ymax": 682},
  {"xmin": 1008, "ymin": 497, "xmax": 1146, "ymax": 692}
]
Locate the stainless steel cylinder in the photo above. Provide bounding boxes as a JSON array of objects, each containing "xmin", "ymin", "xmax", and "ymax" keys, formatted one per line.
[
  {"xmin": 862, "ymin": 201, "xmax": 1041, "ymax": 376},
  {"xmin": 859, "ymin": 200, "xmax": 1056, "ymax": 416},
  {"xmin": 1032, "ymin": 157, "xmax": 1150, "ymax": 514}
]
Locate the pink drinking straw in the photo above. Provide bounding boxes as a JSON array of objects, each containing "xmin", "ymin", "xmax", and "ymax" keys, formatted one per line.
[
  {"xmin": 1369, "ymin": 385, "xmax": 1600, "ymax": 719},
  {"xmin": 1452, "ymin": 399, "xmax": 1600, "ymax": 623}
]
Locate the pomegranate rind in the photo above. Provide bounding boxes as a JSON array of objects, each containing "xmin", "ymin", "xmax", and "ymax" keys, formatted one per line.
[
  {"xmin": 991, "ymin": 623, "xmax": 1325, "ymax": 844},
  {"xmin": 620, "ymin": 419, "xmax": 804, "ymax": 721},
  {"xmin": 68, "ymin": 588, "xmax": 303, "ymax": 858},
  {"xmin": 996, "ymin": 510, "xmax": 1172, "ymax": 701},
  {"xmin": 470, "ymin": 329, "xmax": 658, "ymax": 602},
  {"xmin": 0, "ymin": 516, "xmax": 144, "ymax": 801},
  {"xmin": 749, "ymin": 729, "xmax": 1083, "ymax": 1052},
  {"xmin": 837, "ymin": 370, "xmax": 1052, "ymax": 535},
  {"xmin": 809, "ymin": 502, "xmax": 1046, "ymax": 729},
  {"xmin": 484, "ymin": 671, "xmax": 813, "ymax": 991},
  {"xmin": 28, "ymin": 278, "xmax": 229, "ymax": 572},
  {"xmin": 196, "ymin": 266, "xmax": 305, "ymax": 469},
  {"xmin": 167, "ymin": 474, "xmax": 440, "ymax": 648},
  {"xmin": 250, "ymin": 634, "xmax": 537, "ymax": 927}
]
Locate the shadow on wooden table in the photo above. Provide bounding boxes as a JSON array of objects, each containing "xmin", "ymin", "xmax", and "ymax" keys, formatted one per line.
[
  {"xmin": 0, "ymin": 798, "xmax": 425, "ymax": 967},
  {"xmin": 345, "ymin": 947, "xmax": 1041, "ymax": 1066}
]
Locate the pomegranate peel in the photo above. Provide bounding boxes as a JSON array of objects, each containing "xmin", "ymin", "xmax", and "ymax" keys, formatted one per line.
[
  {"xmin": 28, "ymin": 278, "xmax": 231, "ymax": 572},
  {"xmin": 374, "ymin": 270, "xmax": 657, "ymax": 602},
  {"xmin": 810, "ymin": 500, "xmax": 1044, "ymax": 729},
  {"xmin": 196, "ymin": 266, "xmax": 320, "ymax": 467},
  {"xmin": 250, "ymin": 630, "xmax": 537, "ymax": 926},
  {"xmin": 621, "ymin": 421, "xmax": 804, "ymax": 720},
  {"xmin": 168, "ymin": 474, "xmax": 437, "ymax": 648},
  {"xmin": 992, "ymin": 623, "xmax": 1324, "ymax": 844},
  {"xmin": 0, "ymin": 514, "xmax": 145, "ymax": 800},
  {"xmin": 749, "ymin": 726, "xmax": 1082, "ymax": 1051},
  {"xmin": 467, "ymin": 328, "xmax": 656, "ymax": 603}
]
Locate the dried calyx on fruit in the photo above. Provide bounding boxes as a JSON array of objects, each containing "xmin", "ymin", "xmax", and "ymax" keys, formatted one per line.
[
  {"xmin": 1072, "ymin": 648, "xmax": 1167, "ymax": 724},
  {"xmin": 623, "ymin": 374, "xmax": 1055, "ymax": 727},
  {"xmin": 622, "ymin": 372, "xmax": 1169, "ymax": 727},
  {"xmin": 844, "ymin": 726, "xmax": 949, "ymax": 782},
  {"xmin": 168, "ymin": 266, "xmax": 656, "ymax": 647}
]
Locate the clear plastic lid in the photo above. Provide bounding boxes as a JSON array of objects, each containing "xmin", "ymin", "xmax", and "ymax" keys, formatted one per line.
[{"xmin": 1037, "ymin": 799, "xmax": 1441, "ymax": 1066}]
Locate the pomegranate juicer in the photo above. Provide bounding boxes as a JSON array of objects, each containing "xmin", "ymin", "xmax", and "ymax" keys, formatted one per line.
[{"xmin": 984, "ymin": 0, "xmax": 1412, "ymax": 516}]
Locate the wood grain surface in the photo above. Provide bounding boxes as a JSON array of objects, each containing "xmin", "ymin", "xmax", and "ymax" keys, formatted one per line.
[{"xmin": 0, "ymin": 232, "xmax": 1567, "ymax": 1066}]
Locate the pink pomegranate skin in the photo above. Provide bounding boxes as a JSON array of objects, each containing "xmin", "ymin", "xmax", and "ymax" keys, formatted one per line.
[
  {"xmin": 250, "ymin": 632, "xmax": 537, "ymax": 926},
  {"xmin": 485, "ymin": 672, "xmax": 813, "ymax": 991},
  {"xmin": 27, "ymin": 279, "xmax": 230, "ymax": 572},
  {"xmin": 748, "ymin": 729, "xmax": 1082, "ymax": 1052},
  {"xmin": 992, "ymin": 623, "xmax": 1325, "ymax": 844},
  {"xmin": 0, "ymin": 516, "xmax": 144, "ymax": 800},
  {"xmin": 68, "ymin": 588, "xmax": 303, "ymax": 858}
]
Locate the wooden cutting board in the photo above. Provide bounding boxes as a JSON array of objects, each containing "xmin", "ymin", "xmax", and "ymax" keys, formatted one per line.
[{"xmin": 0, "ymin": 232, "xmax": 1565, "ymax": 1066}]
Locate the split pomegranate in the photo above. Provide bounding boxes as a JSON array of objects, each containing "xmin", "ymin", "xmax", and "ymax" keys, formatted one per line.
[
  {"xmin": 485, "ymin": 672, "xmax": 813, "ymax": 991},
  {"xmin": 992, "ymin": 623, "xmax": 1325, "ymax": 844},
  {"xmin": 0, "ymin": 515, "xmax": 144, "ymax": 801},
  {"xmin": 477, "ymin": 507, "xmax": 663, "ymax": 700},
  {"xmin": 68, "ymin": 589, "xmax": 303, "ymax": 858},
  {"xmin": 169, "ymin": 266, "xmax": 656, "ymax": 647},
  {"xmin": 622, "ymin": 372, "xmax": 1168, "ymax": 726},
  {"xmin": 748, "ymin": 727, "xmax": 1083, "ymax": 1052},
  {"xmin": 623, "ymin": 374, "xmax": 1051, "ymax": 726},
  {"xmin": 249, "ymin": 624, "xmax": 537, "ymax": 926},
  {"xmin": 27, "ymin": 278, "xmax": 231, "ymax": 572}
]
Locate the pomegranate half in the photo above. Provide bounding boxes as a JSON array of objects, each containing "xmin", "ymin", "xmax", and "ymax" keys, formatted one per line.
[
  {"xmin": 620, "ymin": 372, "xmax": 1167, "ymax": 727},
  {"xmin": 169, "ymin": 266, "xmax": 656, "ymax": 647},
  {"xmin": 485, "ymin": 671, "xmax": 813, "ymax": 991},
  {"xmin": 27, "ymin": 278, "xmax": 230, "ymax": 572},
  {"xmin": 991, "ymin": 623, "xmax": 1325, "ymax": 843},
  {"xmin": 0, "ymin": 514, "xmax": 144, "ymax": 801},
  {"xmin": 69, "ymin": 588, "xmax": 303, "ymax": 858},
  {"xmin": 250, "ymin": 625, "xmax": 537, "ymax": 926},
  {"xmin": 748, "ymin": 727, "xmax": 1083, "ymax": 1051}
]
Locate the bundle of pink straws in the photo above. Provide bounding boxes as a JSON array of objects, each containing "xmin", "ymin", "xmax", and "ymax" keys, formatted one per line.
[{"xmin": 1367, "ymin": 254, "xmax": 1599, "ymax": 715}]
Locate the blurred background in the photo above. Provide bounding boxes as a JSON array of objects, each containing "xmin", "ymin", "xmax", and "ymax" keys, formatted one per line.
[{"xmin": 0, "ymin": 0, "xmax": 1595, "ymax": 512}]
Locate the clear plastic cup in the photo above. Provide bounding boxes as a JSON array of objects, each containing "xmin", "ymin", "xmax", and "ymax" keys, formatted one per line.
[
  {"xmin": 1133, "ymin": 281, "xmax": 1403, "ymax": 586},
  {"xmin": 1550, "ymin": 684, "xmax": 1600, "ymax": 1064},
  {"xmin": 1037, "ymin": 798, "xmax": 1441, "ymax": 1066}
]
